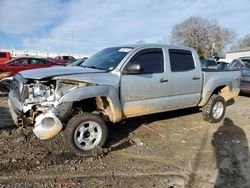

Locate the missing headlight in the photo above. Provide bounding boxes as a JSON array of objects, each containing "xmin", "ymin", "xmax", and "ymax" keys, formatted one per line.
[
  {"xmin": 33, "ymin": 84, "xmax": 49, "ymax": 97},
  {"xmin": 25, "ymin": 81, "xmax": 56, "ymax": 103}
]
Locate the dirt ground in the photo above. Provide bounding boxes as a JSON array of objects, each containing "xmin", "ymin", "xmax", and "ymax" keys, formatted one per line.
[{"xmin": 0, "ymin": 95, "xmax": 250, "ymax": 188}]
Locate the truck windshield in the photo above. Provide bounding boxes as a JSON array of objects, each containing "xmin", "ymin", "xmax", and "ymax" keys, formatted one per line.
[{"xmin": 82, "ymin": 47, "xmax": 133, "ymax": 71}]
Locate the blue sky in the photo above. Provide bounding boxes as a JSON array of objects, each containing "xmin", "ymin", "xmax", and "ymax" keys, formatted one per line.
[{"xmin": 0, "ymin": 0, "xmax": 250, "ymax": 55}]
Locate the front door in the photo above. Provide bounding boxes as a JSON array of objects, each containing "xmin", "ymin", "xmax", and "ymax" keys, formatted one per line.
[{"xmin": 120, "ymin": 48, "xmax": 169, "ymax": 118}]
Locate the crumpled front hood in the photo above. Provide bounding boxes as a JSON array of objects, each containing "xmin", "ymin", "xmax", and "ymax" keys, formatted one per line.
[
  {"xmin": 54, "ymin": 71, "xmax": 119, "ymax": 86},
  {"xmin": 18, "ymin": 65, "xmax": 120, "ymax": 87},
  {"xmin": 19, "ymin": 66, "xmax": 106, "ymax": 80}
]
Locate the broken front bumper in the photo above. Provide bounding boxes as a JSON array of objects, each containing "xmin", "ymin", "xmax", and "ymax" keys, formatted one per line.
[
  {"xmin": 33, "ymin": 111, "xmax": 63, "ymax": 140},
  {"xmin": 8, "ymin": 91, "xmax": 63, "ymax": 140}
]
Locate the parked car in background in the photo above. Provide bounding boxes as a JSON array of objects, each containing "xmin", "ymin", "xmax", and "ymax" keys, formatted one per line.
[
  {"xmin": 201, "ymin": 58, "xmax": 231, "ymax": 70},
  {"xmin": 53, "ymin": 56, "xmax": 76, "ymax": 65},
  {"xmin": 0, "ymin": 72, "xmax": 14, "ymax": 94},
  {"xmin": 208, "ymin": 56, "xmax": 220, "ymax": 61},
  {"xmin": 0, "ymin": 72, "xmax": 13, "ymax": 80},
  {"xmin": 0, "ymin": 57, "xmax": 62, "ymax": 74},
  {"xmin": 200, "ymin": 58, "xmax": 218, "ymax": 69},
  {"xmin": 0, "ymin": 52, "xmax": 12, "ymax": 64},
  {"xmin": 68, "ymin": 57, "xmax": 88, "ymax": 66},
  {"xmin": 226, "ymin": 58, "xmax": 250, "ymax": 94},
  {"xmin": 217, "ymin": 59, "xmax": 232, "ymax": 70}
]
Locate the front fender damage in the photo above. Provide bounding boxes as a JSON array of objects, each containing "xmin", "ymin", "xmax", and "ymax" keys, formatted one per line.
[{"xmin": 59, "ymin": 85, "xmax": 123, "ymax": 123}]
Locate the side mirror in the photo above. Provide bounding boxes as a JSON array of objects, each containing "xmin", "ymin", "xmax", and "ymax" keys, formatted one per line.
[{"xmin": 125, "ymin": 64, "xmax": 142, "ymax": 74}]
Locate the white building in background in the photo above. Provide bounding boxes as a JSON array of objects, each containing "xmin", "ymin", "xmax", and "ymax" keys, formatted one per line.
[
  {"xmin": 226, "ymin": 48, "xmax": 250, "ymax": 59},
  {"xmin": 0, "ymin": 48, "xmax": 87, "ymax": 59}
]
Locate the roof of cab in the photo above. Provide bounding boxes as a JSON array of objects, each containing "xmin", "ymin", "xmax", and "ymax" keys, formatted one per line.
[{"xmin": 113, "ymin": 43, "xmax": 195, "ymax": 51}]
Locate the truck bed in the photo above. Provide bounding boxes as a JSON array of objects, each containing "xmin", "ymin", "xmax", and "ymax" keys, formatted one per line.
[
  {"xmin": 199, "ymin": 70, "xmax": 241, "ymax": 106},
  {"xmin": 202, "ymin": 68, "xmax": 238, "ymax": 72}
]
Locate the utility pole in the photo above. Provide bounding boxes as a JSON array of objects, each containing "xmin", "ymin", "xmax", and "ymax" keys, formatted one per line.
[
  {"xmin": 71, "ymin": 31, "xmax": 74, "ymax": 54},
  {"xmin": 211, "ymin": 42, "xmax": 215, "ymax": 56}
]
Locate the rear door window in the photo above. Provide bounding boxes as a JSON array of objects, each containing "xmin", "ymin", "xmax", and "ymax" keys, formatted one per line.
[
  {"xmin": 29, "ymin": 58, "xmax": 48, "ymax": 65},
  {"xmin": 169, "ymin": 49, "xmax": 195, "ymax": 72}
]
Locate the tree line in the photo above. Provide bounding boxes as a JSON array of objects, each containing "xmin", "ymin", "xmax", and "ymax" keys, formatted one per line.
[
  {"xmin": 170, "ymin": 16, "xmax": 250, "ymax": 58},
  {"xmin": 137, "ymin": 16, "xmax": 249, "ymax": 58}
]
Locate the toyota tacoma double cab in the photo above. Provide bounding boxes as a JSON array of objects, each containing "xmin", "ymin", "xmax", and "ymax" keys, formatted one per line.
[{"xmin": 8, "ymin": 44, "xmax": 241, "ymax": 155}]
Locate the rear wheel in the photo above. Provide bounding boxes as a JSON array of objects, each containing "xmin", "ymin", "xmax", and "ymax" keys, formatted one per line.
[
  {"xmin": 202, "ymin": 94, "xmax": 226, "ymax": 123},
  {"xmin": 63, "ymin": 113, "xmax": 108, "ymax": 156}
]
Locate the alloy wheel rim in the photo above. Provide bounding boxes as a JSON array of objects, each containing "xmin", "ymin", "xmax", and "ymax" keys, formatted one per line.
[
  {"xmin": 74, "ymin": 121, "xmax": 102, "ymax": 150},
  {"xmin": 212, "ymin": 101, "xmax": 224, "ymax": 119}
]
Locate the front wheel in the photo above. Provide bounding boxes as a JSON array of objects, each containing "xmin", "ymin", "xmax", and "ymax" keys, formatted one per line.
[
  {"xmin": 202, "ymin": 94, "xmax": 226, "ymax": 123},
  {"xmin": 63, "ymin": 113, "xmax": 108, "ymax": 156}
]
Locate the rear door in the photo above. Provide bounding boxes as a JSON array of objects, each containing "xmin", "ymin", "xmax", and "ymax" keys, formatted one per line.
[
  {"xmin": 167, "ymin": 49, "xmax": 202, "ymax": 110},
  {"xmin": 120, "ymin": 48, "xmax": 169, "ymax": 117}
]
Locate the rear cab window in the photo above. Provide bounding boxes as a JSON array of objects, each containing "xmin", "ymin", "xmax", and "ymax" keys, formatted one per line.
[{"xmin": 169, "ymin": 49, "xmax": 195, "ymax": 72}]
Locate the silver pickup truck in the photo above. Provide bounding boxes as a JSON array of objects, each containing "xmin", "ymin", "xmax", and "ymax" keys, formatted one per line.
[{"xmin": 8, "ymin": 44, "xmax": 240, "ymax": 155}]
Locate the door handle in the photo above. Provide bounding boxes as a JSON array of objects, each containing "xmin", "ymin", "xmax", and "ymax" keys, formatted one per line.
[
  {"xmin": 160, "ymin": 78, "xmax": 168, "ymax": 83},
  {"xmin": 192, "ymin": 76, "xmax": 200, "ymax": 80}
]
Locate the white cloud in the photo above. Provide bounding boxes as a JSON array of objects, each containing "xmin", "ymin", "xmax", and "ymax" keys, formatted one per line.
[
  {"xmin": 0, "ymin": 0, "xmax": 69, "ymax": 35},
  {"xmin": 21, "ymin": 0, "xmax": 195, "ymax": 54}
]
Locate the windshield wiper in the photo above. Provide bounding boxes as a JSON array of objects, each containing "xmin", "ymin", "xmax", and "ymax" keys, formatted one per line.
[
  {"xmin": 82, "ymin": 65, "xmax": 97, "ymax": 69},
  {"xmin": 82, "ymin": 65, "xmax": 107, "ymax": 70}
]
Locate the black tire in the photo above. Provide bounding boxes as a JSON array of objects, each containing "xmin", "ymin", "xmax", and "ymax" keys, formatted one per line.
[
  {"xmin": 63, "ymin": 112, "xmax": 108, "ymax": 156},
  {"xmin": 202, "ymin": 94, "xmax": 226, "ymax": 123}
]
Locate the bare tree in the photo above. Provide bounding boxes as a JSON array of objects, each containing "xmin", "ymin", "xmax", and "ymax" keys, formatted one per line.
[
  {"xmin": 231, "ymin": 34, "xmax": 250, "ymax": 50},
  {"xmin": 170, "ymin": 17, "xmax": 237, "ymax": 58}
]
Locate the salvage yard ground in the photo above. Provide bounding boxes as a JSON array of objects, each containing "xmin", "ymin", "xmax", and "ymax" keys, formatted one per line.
[{"xmin": 0, "ymin": 95, "xmax": 250, "ymax": 187}]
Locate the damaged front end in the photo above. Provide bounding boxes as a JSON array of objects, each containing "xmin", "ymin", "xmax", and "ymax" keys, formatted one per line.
[{"xmin": 8, "ymin": 74, "xmax": 89, "ymax": 140}]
